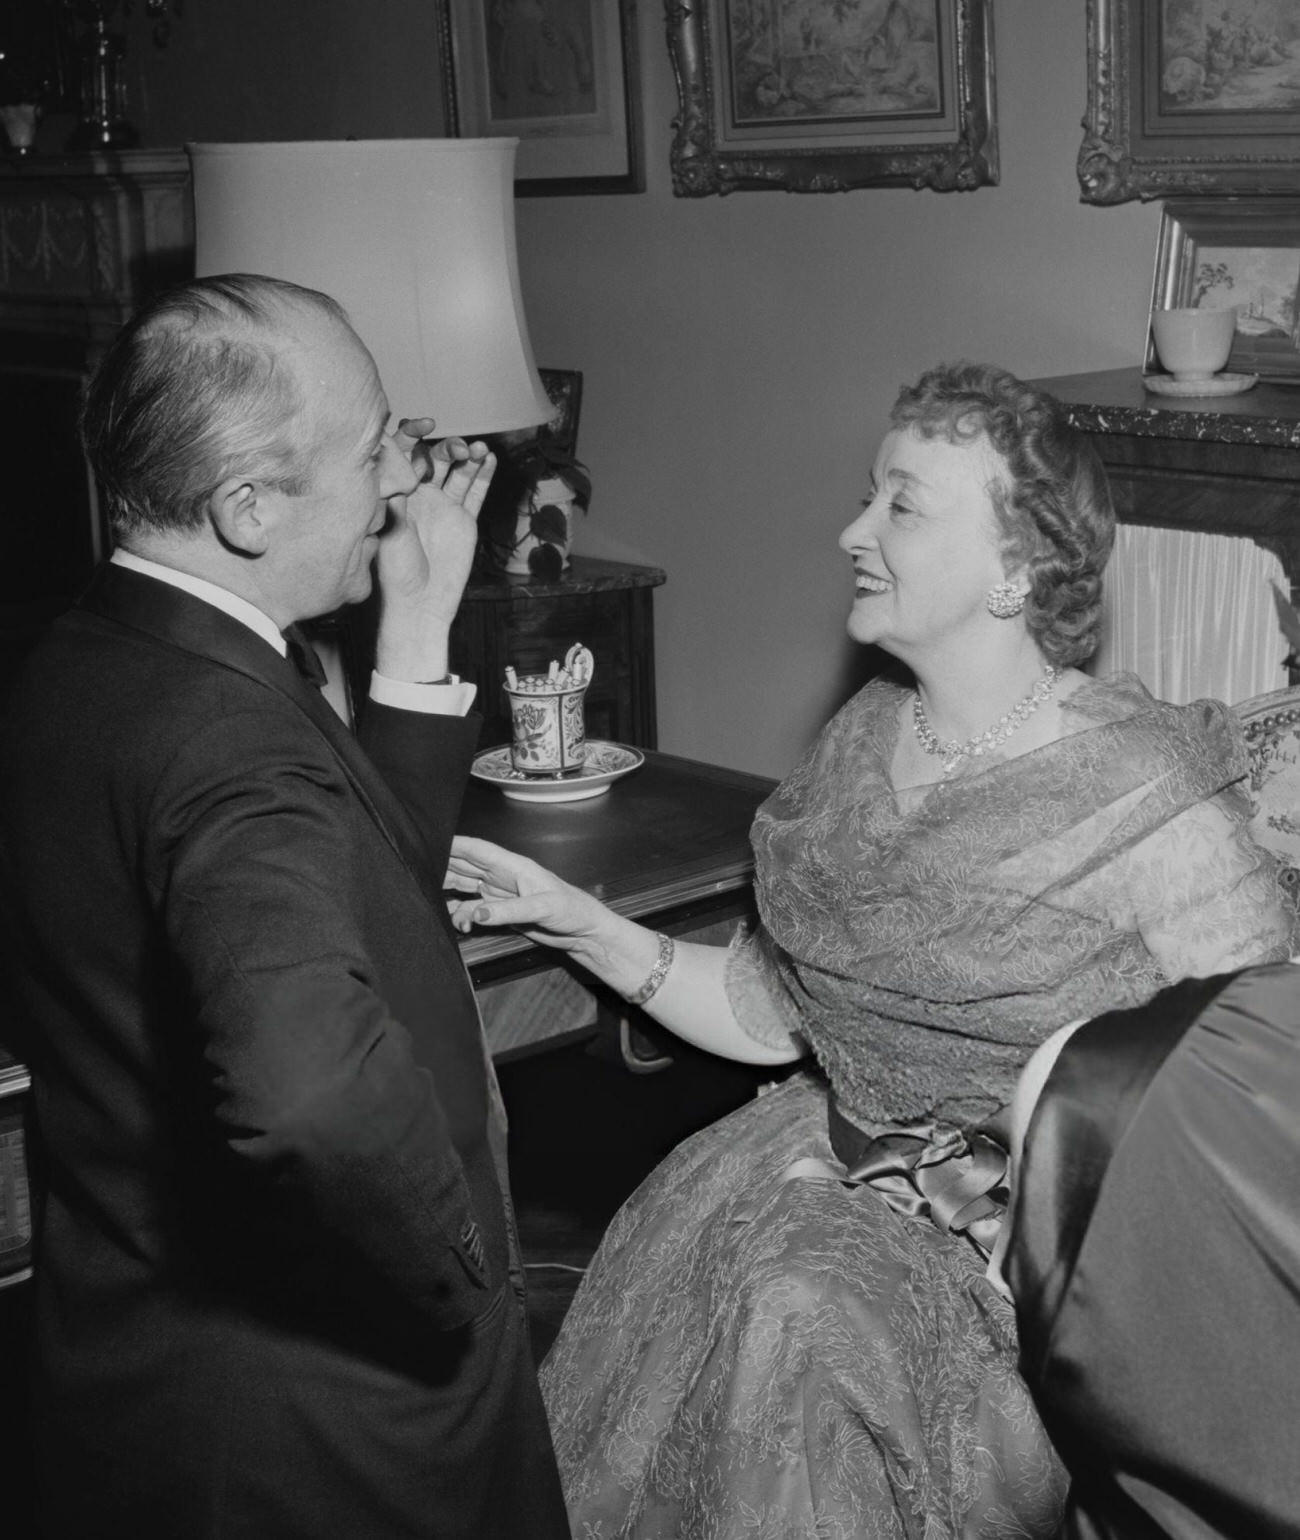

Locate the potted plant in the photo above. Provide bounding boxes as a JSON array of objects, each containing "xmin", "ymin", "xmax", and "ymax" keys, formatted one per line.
[{"xmin": 474, "ymin": 369, "xmax": 590, "ymax": 582}]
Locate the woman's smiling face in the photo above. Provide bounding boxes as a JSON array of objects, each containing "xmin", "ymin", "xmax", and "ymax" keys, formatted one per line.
[{"xmin": 838, "ymin": 425, "xmax": 1017, "ymax": 665}]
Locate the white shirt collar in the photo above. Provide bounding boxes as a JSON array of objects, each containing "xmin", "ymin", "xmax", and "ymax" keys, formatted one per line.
[{"xmin": 111, "ymin": 549, "xmax": 287, "ymax": 656}]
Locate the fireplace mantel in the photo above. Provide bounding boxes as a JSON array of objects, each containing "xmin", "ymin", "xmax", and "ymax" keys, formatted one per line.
[
  {"xmin": 0, "ymin": 148, "xmax": 192, "ymax": 353},
  {"xmin": 1032, "ymin": 367, "xmax": 1300, "ymax": 589},
  {"xmin": 0, "ymin": 149, "xmax": 194, "ymax": 699}
]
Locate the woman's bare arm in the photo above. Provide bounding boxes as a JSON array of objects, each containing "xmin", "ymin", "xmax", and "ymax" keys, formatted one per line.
[{"xmin": 448, "ymin": 835, "xmax": 804, "ymax": 1066}]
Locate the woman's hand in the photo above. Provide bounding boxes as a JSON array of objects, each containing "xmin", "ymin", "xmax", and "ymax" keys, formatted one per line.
[
  {"xmin": 446, "ymin": 835, "xmax": 619, "ymax": 960},
  {"xmin": 450, "ymin": 836, "xmax": 806, "ymax": 1066}
]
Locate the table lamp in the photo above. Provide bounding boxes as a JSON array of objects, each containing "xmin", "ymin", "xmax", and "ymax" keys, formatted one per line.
[{"xmin": 186, "ymin": 138, "xmax": 552, "ymax": 436}]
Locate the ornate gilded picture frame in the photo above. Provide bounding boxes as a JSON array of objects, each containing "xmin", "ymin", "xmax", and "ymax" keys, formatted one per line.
[
  {"xmin": 1080, "ymin": 0, "xmax": 1300, "ymax": 205},
  {"xmin": 438, "ymin": 0, "xmax": 645, "ymax": 195},
  {"xmin": 665, "ymin": 0, "xmax": 998, "ymax": 196}
]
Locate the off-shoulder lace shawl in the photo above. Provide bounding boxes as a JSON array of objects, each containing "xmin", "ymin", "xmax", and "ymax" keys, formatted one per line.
[{"xmin": 728, "ymin": 672, "xmax": 1293, "ymax": 1128}]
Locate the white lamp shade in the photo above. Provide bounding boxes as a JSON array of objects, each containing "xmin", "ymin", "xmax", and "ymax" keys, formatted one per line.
[{"xmin": 187, "ymin": 138, "xmax": 552, "ymax": 437}]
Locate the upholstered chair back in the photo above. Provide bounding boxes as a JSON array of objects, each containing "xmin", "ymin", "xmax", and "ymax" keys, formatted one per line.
[{"xmin": 1235, "ymin": 685, "xmax": 1300, "ymax": 902}]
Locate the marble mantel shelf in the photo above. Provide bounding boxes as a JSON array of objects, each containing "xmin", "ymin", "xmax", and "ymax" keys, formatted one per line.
[
  {"xmin": 467, "ymin": 555, "xmax": 667, "ymax": 602},
  {"xmin": 0, "ymin": 148, "xmax": 190, "ymax": 182},
  {"xmin": 1035, "ymin": 367, "xmax": 1300, "ymax": 451},
  {"xmin": 1029, "ymin": 367, "xmax": 1300, "ymax": 624}
]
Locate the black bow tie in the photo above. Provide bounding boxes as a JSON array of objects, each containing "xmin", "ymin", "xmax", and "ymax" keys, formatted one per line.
[{"xmin": 282, "ymin": 624, "xmax": 327, "ymax": 689}]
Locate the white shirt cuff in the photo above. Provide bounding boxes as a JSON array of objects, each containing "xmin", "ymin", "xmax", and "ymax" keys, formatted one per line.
[{"xmin": 368, "ymin": 671, "xmax": 477, "ymax": 716}]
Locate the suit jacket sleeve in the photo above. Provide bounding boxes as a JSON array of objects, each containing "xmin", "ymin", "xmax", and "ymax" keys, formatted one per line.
[
  {"xmin": 145, "ymin": 697, "xmax": 490, "ymax": 1332},
  {"xmin": 357, "ymin": 698, "xmax": 480, "ymax": 880}
]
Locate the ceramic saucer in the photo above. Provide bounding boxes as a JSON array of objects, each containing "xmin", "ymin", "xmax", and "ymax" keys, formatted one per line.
[
  {"xmin": 1143, "ymin": 372, "xmax": 1258, "ymax": 399},
  {"xmin": 471, "ymin": 741, "xmax": 644, "ymax": 802}
]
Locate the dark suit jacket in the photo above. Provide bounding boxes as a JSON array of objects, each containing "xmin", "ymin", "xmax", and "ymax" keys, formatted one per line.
[{"xmin": 0, "ymin": 564, "xmax": 568, "ymax": 1539}]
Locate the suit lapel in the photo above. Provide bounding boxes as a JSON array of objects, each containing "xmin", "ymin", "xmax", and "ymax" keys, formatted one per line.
[{"xmin": 79, "ymin": 564, "xmax": 438, "ymax": 904}]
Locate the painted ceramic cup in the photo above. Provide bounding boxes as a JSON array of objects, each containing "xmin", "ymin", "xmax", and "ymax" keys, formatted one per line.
[
  {"xmin": 505, "ymin": 675, "xmax": 588, "ymax": 775},
  {"xmin": 1151, "ymin": 306, "xmax": 1237, "ymax": 381}
]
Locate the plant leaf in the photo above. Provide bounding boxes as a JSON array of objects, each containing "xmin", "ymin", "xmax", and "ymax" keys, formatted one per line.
[{"xmin": 531, "ymin": 504, "xmax": 569, "ymax": 543}]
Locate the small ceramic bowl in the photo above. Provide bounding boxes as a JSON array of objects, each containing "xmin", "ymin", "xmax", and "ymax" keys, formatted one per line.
[{"xmin": 1151, "ymin": 306, "xmax": 1237, "ymax": 382}]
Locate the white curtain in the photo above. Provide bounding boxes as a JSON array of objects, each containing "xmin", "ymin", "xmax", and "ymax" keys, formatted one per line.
[{"xmin": 1093, "ymin": 524, "xmax": 1288, "ymax": 707}]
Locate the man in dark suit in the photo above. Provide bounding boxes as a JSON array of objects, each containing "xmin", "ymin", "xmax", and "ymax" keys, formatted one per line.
[{"xmin": 0, "ymin": 274, "xmax": 570, "ymax": 1538}]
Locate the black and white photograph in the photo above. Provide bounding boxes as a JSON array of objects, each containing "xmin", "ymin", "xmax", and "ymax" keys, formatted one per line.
[{"xmin": 6, "ymin": 3, "xmax": 1300, "ymax": 1539}]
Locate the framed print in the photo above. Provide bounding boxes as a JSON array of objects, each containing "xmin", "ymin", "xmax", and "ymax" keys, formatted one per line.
[
  {"xmin": 665, "ymin": 0, "xmax": 997, "ymax": 197},
  {"xmin": 1080, "ymin": 0, "xmax": 1300, "ymax": 205},
  {"xmin": 1145, "ymin": 199, "xmax": 1300, "ymax": 381},
  {"xmin": 439, "ymin": 0, "xmax": 645, "ymax": 195}
]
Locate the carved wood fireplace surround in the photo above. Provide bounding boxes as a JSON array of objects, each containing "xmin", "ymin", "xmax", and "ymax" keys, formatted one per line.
[
  {"xmin": 1032, "ymin": 368, "xmax": 1300, "ymax": 617},
  {"xmin": 1031, "ymin": 368, "xmax": 1300, "ymax": 691},
  {"xmin": 0, "ymin": 149, "xmax": 192, "ymax": 698}
]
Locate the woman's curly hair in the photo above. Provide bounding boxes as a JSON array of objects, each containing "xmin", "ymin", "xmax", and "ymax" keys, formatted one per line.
[{"xmin": 890, "ymin": 362, "xmax": 1114, "ymax": 668}]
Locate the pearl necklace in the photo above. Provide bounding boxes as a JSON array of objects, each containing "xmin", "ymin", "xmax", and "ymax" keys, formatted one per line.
[{"xmin": 912, "ymin": 666, "xmax": 1061, "ymax": 776}]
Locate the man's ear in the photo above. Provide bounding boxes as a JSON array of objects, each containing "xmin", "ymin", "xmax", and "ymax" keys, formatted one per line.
[{"xmin": 208, "ymin": 477, "xmax": 273, "ymax": 556}]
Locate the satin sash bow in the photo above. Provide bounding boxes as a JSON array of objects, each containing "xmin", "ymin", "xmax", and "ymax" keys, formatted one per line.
[
  {"xmin": 843, "ymin": 1123, "xmax": 1008, "ymax": 1258},
  {"xmin": 779, "ymin": 1101, "xmax": 1011, "ymax": 1260}
]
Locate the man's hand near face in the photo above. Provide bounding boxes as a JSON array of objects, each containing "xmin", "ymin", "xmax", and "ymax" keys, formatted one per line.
[{"xmin": 374, "ymin": 417, "xmax": 497, "ymax": 682}]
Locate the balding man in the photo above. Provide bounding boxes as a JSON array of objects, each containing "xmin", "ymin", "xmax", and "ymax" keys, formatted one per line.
[{"xmin": 0, "ymin": 274, "xmax": 568, "ymax": 1539}]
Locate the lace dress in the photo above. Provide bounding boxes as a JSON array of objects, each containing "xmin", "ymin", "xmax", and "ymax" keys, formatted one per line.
[{"xmin": 540, "ymin": 675, "xmax": 1295, "ymax": 1540}]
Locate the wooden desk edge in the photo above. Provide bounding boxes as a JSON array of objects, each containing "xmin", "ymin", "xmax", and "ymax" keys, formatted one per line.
[{"xmin": 459, "ymin": 751, "xmax": 776, "ymax": 973}]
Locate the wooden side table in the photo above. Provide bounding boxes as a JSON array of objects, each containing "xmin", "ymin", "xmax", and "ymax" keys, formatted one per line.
[{"xmin": 450, "ymin": 556, "xmax": 667, "ymax": 750}]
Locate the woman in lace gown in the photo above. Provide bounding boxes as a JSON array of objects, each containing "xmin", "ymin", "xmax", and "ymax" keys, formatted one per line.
[{"xmin": 448, "ymin": 363, "xmax": 1297, "ymax": 1538}]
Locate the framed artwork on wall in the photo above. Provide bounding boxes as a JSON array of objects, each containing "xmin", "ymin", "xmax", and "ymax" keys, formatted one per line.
[
  {"xmin": 1145, "ymin": 199, "xmax": 1300, "ymax": 380},
  {"xmin": 665, "ymin": 0, "xmax": 997, "ymax": 197},
  {"xmin": 438, "ymin": 0, "xmax": 644, "ymax": 195},
  {"xmin": 1080, "ymin": 0, "xmax": 1300, "ymax": 205}
]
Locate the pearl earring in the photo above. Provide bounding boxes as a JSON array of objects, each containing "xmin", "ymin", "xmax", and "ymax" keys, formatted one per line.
[{"xmin": 986, "ymin": 581, "xmax": 1026, "ymax": 619}]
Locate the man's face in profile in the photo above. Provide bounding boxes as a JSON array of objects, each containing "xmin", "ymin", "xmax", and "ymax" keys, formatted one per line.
[{"xmin": 271, "ymin": 317, "xmax": 416, "ymax": 620}]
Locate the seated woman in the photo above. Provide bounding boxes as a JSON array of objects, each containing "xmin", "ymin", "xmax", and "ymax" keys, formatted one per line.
[
  {"xmin": 1001, "ymin": 961, "xmax": 1300, "ymax": 1539},
  {"xmin": 449, "ymin": 363, "xmax": 1297, "ymax": 1537}
]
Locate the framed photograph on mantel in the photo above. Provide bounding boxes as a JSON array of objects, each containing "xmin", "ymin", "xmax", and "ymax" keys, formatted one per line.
[
  {"xmin": 1080, "ymin": 0, "xmax": 1300, "ymax": 205},
  {"xmin": 666, "ymin": 0, "xmax": 998, "ymax": 197},
  {"xmin": 438, "ymin": 0, "xmax": 644, "ymax": 195},
  {"xmin": 1146, "ymin": 199, "xmax": 1300, "ymax": 381}
]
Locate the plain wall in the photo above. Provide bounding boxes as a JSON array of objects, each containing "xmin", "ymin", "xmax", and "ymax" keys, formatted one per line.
[{"xmin": 109, "ymin": 0, "xmax": 1165, "ymax": 777}]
